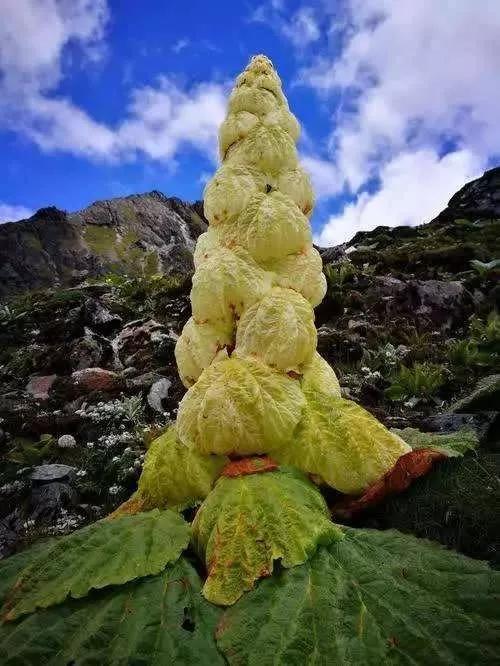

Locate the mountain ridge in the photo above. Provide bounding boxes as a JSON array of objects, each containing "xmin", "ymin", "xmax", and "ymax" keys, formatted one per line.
[{"xmin": 0, "ymin": 191, "xmax": 207, "ymax": 300}]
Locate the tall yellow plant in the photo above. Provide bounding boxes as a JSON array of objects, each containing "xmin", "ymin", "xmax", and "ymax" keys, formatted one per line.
[{"xmin": 172, "ymin": 54, "xmax": 409, "ymax": 491}]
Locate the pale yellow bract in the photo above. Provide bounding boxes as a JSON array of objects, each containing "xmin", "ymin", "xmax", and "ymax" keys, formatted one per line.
[
  {"xmin": 175, "ymin": 317, "xmax": 233, "ymax": 388},
  {"xmin": 215, "ymin": 190, "xmax": 311, "ymax": 264},
  {"xmin": 234, "ymin": 287, "xmax": 316, "ymax": 373},
  {"xmin": 177, "ymin": 356, "xmax": 305, "ymax": 456},
  {"xmin": 156, "ymin": 54, "xmax": 409, "ymax": 493}
]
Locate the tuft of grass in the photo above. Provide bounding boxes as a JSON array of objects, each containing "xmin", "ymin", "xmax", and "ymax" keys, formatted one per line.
[
  {"xmin": 102, "ymin": 272, "xmax": 187, "ymax": 316},
  {"xmin": 386, "ymin": 362, "xmax": 445, "ymax": 401},
  {"xmin": 84, "ymin": 225, "xmax": 117, "ymax": 257},
  {"xmin": 447, "ymin": 339, "xmax": 481, "ymax": 368}
]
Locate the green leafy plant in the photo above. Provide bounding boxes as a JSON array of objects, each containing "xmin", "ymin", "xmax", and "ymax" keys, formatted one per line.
[
  {"xmin": 6, "ymin": 434, "xmax": 57, "ymax": 465},
  {"xmin": 323, "ymin": 259, "xmax": 357, "ymax": 289},
  {"xmin": 191, "ymin": 466, "xmax": 341, "ymax": 605},
  {"xmin": 447, "ymin": 338, "xmax": 481, "ymax": 367},
  {"xmin": 386, "ymin": 362, "xmax": 446, "ymax": 401},
  {"xmin": 1, "ymin": 54, "xmax": 498, "ymax": 665},
  {"xmin": 217, "ymin": 529, "xmax": 500, "ymax": 665}
]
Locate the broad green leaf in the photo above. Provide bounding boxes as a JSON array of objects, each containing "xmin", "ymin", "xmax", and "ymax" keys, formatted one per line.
[
  {"xmin": 272, "ymin": 390, "xmax": 410, "ymax": 495},
  {"xmin": 0, "ymin": 557, "xmax": 224, "ymax": 665},
  {"xmin": 218, "ymin": 527, "xmax": 500, "ymax": 665},
  {"xmin": 0, "ymin": 539, "xmax": 55, "ymax": 606},
  {"xmin": 452, "ymin": 374, "xmax": 500, "ymax": 412},
  {"xmin": 393, "ymin": 426, "xmax": 479, "ymax": 457},
  {"xmin": 138, "ymin": 427, "xmax": 227, "ymax": 510},
  {"xmin": 2, "ymin": 509, "xmax": 190, "ymax": 620},
  {"xmin": 191, "ymin": 466, "xmax": 342, "ymax": 605}
]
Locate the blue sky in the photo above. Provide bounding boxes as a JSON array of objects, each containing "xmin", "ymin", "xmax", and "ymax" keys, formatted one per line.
[{"xmin": 1, "ymin": 0, "xmax": 499, "ymax": 244}]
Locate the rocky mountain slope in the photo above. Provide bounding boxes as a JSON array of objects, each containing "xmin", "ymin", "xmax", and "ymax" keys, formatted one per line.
[
  {"xmin": 0, "ymin": 168, "xmax": 499, "ymax": 562},
  {"xmin": 0, "ymin": 192, "xmax": 206, "ymax": 300}
]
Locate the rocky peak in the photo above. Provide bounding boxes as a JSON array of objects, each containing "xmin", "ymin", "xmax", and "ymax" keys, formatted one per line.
[
  {"xmin": 0, "ymin": 191, "xmax": 207, "ymax": 300},
  {"xmin": 445, "ymin": 166, "xmax": 500, "ymax": 219}
]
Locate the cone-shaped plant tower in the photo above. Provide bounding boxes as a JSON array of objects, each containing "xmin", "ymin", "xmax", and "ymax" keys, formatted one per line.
[
  {"xmin": 174, "ymin": 54, "xmax": 409, "ymax": 485},
  {"xmin": 1, "ymin": 56, "xmax": 499, "ymax": 665}
]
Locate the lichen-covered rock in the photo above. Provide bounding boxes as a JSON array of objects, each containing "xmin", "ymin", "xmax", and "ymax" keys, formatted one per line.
[{"xmin": 70, "ymin": 368, "xmax": 125, "ymax": 395}]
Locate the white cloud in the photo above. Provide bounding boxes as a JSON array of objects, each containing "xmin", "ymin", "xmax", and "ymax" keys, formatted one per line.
[
  {"xmin": 0, "ymin": 1, "xmax": 227, "ymax": 165},
  {"xmin": 117, "ymin": 78, "xmax": 227, "ymax": 162},
  {"xmin": 249, "ymin": 3, "xmax": 319, "ymax": 49},
  {"xmin": 295, "ymin": 0, "xmax": 500, "ymax": 245},
  {"xmin": 315, "ymin": 148, "xmax": 484, "ymax": 246},
  {"xmin": 0, "ymin": 0, "xmax": 108, "ymax": 94},
  {"xmin": 171, "ymin": 39, "xmax": 189, "ymax": 54},
  {"xmin": 281, "ymin": 7, "xmax": 320, "ymax": 47},
  {"xmin": 6, "ymin": 79, "xmax": 227, "ymax": 163},
  {"xmin": 301, "ymin": 155, "xmax": 342, "ymax": 199},
  {"xmin": 300, "ymin": 0, "xmax": 500, "ymax": 192},
  {"xmin": 0, "ymin": 203, "xmax": 34, "ymax": 224}
]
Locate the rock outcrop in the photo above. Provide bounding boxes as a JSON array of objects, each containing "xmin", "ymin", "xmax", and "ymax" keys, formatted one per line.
[{"xmin": 0, "ymin": 192, "xmax": 207, "ymax": 299}]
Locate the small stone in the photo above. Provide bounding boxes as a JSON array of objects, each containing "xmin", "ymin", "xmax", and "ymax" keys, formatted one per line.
[
  {"xmin": 31, "ymin": 464, "xmax": 76, "ymax": 484},
  {"xmin": 29, "ymin": 482, "xmax": 77, "ymax": 522},
  {"xmin": 83, "ymin": 297, "xmax": 122, "ymax": 333},
  {"xmin": 147, "ymin": 377, "xmax": 172, "ymax": 413},
  {"xmin": 58, "ymin": 434, "xmax": 77, "ymax": 449},
  {"xmin": 26, "ymin": 375, "xmax": 57, "ymax": 401},
  {"xmin": 71, "ymin": 367, "xmax": 124, "ymax": 395}
]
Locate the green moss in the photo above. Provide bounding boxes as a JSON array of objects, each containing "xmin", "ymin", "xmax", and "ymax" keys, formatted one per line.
[
  {"xmin": 83, "ymin": 224, "xmax": 160, "ymax": 277},
  {"xmin": 361, "ymin": 453, "xmax": 500, "ymax": 566},
  {"xmin": 84, "ymin": 225, "xmax": 118, "ymax": 258}
]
